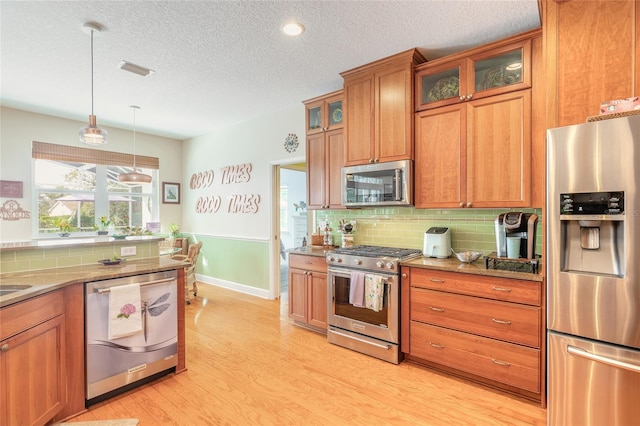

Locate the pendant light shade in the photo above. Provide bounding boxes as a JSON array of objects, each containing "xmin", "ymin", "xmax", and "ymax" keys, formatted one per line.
[
  {"xmin": 79, "ymin": 22, "xmax": 108, "ymax": 146},
  {"xmin": 119, "ymin": 105, "xmax": 152, "ymax": 184}
]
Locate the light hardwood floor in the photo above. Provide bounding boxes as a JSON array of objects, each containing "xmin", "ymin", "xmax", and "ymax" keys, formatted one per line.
[{"xmin": 69, "ymin": 284, "xmax": 546, "ymax": 425}]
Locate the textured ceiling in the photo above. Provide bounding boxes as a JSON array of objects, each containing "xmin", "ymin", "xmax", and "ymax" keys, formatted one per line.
[{"xmin": 0, "ymin": 1, "xmax": 541, "ymax": 140}]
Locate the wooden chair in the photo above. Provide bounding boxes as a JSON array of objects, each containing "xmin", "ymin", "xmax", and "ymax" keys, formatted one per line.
[{"xmin": 172, "ymin": 241, "xmax": 203, "ymax": 304}]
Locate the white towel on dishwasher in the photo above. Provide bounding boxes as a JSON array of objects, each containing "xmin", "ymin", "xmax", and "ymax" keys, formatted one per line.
[
  {"xmin": 108, "ymin": 283, "xmax": 143, "ymax": 340},
  {"xmin": 364, "ymin": 274, "xmax": 385, "ymax": 312}
]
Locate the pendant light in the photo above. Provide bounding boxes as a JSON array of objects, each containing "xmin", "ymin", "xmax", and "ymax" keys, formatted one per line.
[
  {"xmin": 119, "ymin": 105, "xmax": 152, "ymax": 184},
  {"xmin": 79, "ymin": 22, "xmax": 108, "ymax": 145}
]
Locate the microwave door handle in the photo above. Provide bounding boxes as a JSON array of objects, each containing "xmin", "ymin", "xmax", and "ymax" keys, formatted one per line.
[{"xmin": 394, "ymin": 169, "xmax": 401, "ymax": 201}]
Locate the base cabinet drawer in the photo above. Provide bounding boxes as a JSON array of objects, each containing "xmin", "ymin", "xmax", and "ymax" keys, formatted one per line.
[
  {"xmin": 410, "ymin": 268, "xmax": 541, "ymax": 305},
  {"xmin": 411, "ymin": 287, "xmax": 540, "ymax": 347},
  {"xmin": 410, "ymin": 321, "xmax": 540, "ymax": 393}
]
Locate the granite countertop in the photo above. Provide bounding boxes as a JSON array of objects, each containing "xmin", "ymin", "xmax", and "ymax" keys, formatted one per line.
[
  {"xmin": 401, "ymin": 256, "xmax": 543, "ymax": 282},
  {"xmin": 285, "ymin": 246, "xmax": 338, "ymax": 258},
  {"xmin": 0, "ymin": 257, "xmax": 188, "ymax": 308}
]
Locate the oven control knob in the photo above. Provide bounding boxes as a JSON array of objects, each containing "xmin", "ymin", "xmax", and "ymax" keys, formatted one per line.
[
  {"xmin": 327, "ymin": 256, "xmax": 334, "ymax": 262},
  {"xmin": 386, "ymin": 263, "xmax": 394, "ymax": 270},
  {"xmin": 376, "ymin": 261, "xmax": 384, "ymax": 268},
  {"xmin": 354, "ymin": 259, "xmax": 362, "ymax": 265},
  {"xmin": 337, "ymin": 257, "xmax": 342, "ymax": 263}
]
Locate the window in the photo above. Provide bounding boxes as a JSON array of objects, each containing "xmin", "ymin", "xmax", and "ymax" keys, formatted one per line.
[{"xmin": 32, "ymin": 142, "xmax": 159, "ymax": 237}]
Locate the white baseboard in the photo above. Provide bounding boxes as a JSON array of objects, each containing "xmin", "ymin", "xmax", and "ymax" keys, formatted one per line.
[{"xmin": 195, "ymin": 274, "xmax": 271, "ymax": 299}]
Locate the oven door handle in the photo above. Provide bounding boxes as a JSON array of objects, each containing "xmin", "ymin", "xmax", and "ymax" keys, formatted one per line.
[{"xmin": 328, "ymin": 329, "xmax": 391, "ymax": 350}]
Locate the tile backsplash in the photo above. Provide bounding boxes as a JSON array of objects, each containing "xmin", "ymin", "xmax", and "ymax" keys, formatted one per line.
[
  {"xmin": 319, "ymin": 207, "xmax": 543, "ymax": 255},
  {"xmin": 0, "ymin": 241, "xmax": 160, "ymax": 274}
]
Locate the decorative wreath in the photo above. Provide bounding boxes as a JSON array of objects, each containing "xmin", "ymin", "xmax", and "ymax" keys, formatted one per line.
[{"xmin": 284, "ymin": 133, "xmax": 299, "ymax": 153}]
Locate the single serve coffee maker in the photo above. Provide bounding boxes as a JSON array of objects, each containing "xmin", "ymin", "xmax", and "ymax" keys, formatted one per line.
[{"xmin": 495, "ymin": 212, "xmax": 538, "ymax": 259}]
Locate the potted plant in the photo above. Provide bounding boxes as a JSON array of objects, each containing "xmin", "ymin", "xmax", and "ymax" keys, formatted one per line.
[
  {"xmin": 56, "ymin": 217, "xmax": 72, "ymax": 237},
  {"xmin": 169, "ymin": 223, "xmax": 181, "ymax": 238},
  {"xmin": 94, "ymin": 216, "xmax": 111, "ymax": 235}
]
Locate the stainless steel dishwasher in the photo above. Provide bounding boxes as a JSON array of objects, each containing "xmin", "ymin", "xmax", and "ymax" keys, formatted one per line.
[{"xmin": 85, "ymin": 270, "xmax": 178, "ymax": 406}]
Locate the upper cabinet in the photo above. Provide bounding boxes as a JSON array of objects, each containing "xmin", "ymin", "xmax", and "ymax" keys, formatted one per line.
[
  {"xmin": 341, "ymin": 49, "xmax": 426, "ymax": 166},
  {"xmin": 414, "ymin": 29, "xmax": 542, "ymax": 209},
  {"xmin": 304, "ymin": 90, "xmax": 345, "ymax": 210},
  {"xmin": 542, "ymin": 0, "xmax": 640, "ymax": 128},
  {"xmin": 416, "ymin": 38, "xmax": 532, "ymax": 111},
  {"xmin": 306, "ymin": 92, "xmax": 343, "ymax": 135}
]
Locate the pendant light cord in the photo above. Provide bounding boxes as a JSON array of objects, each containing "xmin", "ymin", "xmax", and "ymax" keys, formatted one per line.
[
  {"xmin": 132, "ymin": 107, "xmax": 137, "ymax": 169},
  {"xmin": 90, "ymin": 29, "xmax": 95, "ymax": 116}
]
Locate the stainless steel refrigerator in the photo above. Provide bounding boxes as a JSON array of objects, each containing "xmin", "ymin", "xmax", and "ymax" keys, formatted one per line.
[{"xmin": 547, "ymin": 115, "xmax": 640, "ymax": 425}]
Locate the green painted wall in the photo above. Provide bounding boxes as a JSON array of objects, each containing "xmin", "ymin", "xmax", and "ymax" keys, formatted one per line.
[
  {"xmin": 189, "ymin": 234, "xmax": 270, "ymax": 291},
  {"xmin": 319, "ymin": 207, "xmax": 543, "ymax": 255}
]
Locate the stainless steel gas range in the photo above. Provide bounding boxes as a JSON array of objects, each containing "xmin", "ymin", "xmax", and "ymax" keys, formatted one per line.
[{"xmin": 326, "ymin": 245, "xmax": 422, "ymax": 364}]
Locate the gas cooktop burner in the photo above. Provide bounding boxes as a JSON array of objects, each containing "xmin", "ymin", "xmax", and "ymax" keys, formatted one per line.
[{"xmin": 332, "ymin": 245, "xmax": 422, "ymax": 259}]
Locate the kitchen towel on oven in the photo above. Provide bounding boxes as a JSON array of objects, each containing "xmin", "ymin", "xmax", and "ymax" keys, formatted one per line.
[
  {"xmin": 108, "ymin": 283, "xmax": 143, "ymax": 340},
  {"xmin": 349, "ymin": 271, "xmax": 366, "ymax": 307},
  {"xmin": 364, "ymin": 274, "xmax": 384, "ymax": 312}
]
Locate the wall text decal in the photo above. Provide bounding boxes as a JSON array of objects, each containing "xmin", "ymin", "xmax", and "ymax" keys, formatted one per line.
[
  {"xmin": 0, "ymin": 199, "xmax": 30, "ymax": 221},
  {"xmin": 190, "ymin": 163, "xmax": 260, "ymax": 214}
]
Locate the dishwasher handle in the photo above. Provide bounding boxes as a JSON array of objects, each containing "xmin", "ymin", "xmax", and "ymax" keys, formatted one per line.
[
  {"xmin": 567, "ymin": 345, "xmax": 640, "ymax": 374},
  {"xmin": 96, "ymin": 277, "xmax": 176, "ymax": 293}
]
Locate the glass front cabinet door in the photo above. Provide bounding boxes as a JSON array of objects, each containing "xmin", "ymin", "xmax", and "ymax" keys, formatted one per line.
[
  {"xmin": 467, "ymin": 38, "xmax": 532, "ymax": 101},
  {"xmin": 415, "ymin": 38, "xmax": 532, "ymax": 111},
  {"xmin": 416, "ymin": 60, "xmax": 467, "ymax": 110},
  {"xmin": 305, "ymin": 93, "xmax": 343, "ymax": 134}
]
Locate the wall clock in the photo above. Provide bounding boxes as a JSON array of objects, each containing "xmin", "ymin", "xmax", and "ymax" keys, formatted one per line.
[{"xmin": 284, "ymin": 133, "xmax": 299, "ymax": 153}]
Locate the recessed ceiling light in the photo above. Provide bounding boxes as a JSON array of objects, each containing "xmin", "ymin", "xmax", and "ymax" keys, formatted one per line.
[
  {"xmin": 282, "ymin": 21, "xmax": 304, "ymax": 36},
  {"xmin": 118, "ymin": 60, "xmax": 155, "ymax": 77}
]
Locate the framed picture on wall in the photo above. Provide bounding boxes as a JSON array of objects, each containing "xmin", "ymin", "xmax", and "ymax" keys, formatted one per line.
[{"xmin": 162, "ymin": 182, "xmax": 180, "ymax": 204}]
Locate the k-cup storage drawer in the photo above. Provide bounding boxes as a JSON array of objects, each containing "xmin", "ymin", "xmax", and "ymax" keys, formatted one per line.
[
  {"xmin": 410, "ymin": 268, "xmax": 541, "ymax": 306},
  {"xmin": 289, "ymin": 254, "xmax": 327, "ymax": 273},
  {"xmin": 411, "ymin": 287, "xmax": 540, "ymax": 348},
  {"xmin": 410, "ymin": 321, "xmax": 540, "ymax": 393}
]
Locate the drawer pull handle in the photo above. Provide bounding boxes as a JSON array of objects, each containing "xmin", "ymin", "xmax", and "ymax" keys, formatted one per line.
[
  {"xmin": 429, "ymin": 306, "xmax": 445, "ymax": 312},
  {"xmin": 492, "ymin": 286, "xmax": 512, "ymax": 293},
  {"xmin": 429, "ymin": 342, "xmax": 445, "ymax": 349},
  {"xmin": 492, "ymin": 358, "xmax": 511, "ymax": 366},
  {"xmin": 492, "ymin": 318, "xmax": 512, "ymax": 325},
  {"xmin": 429, "ymin": 278, "xmax": 445, "ymax": 283}
]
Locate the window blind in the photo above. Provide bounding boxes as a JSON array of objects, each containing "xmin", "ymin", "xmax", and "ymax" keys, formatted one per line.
[{"xmin": 32, "ymin": 141, "xmax": 159, "ymax": 169}]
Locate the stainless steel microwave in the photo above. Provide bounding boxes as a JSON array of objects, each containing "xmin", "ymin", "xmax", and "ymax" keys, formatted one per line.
[{"xmin": 342, "ymin": 160, "xmax": 412, "ymax": 207}]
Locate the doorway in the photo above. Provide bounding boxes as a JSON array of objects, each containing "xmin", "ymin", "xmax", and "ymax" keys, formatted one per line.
[
  {"xmin": 271, "ymin": 160, "xmax": 307, "ymax": 304},
  {"xmin": 278, "ymin": 164, "xmax": 307, "ymax": 295}
]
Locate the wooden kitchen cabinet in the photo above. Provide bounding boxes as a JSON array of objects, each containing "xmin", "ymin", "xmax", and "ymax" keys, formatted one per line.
[
  {"xmin": 543, "ymin": 0, "xmax": 640, "ymax": 128},
  {"xmin": 341, "ymin": 49, "xmax": 426, "ymax": 166},
  {"xmin": 288, "ymin": 254, "xmax": 327, "ymax": 332},
  {"xmin": 415, "ymin": 89, "xmax": 531, "ymax": 208},
  {"xmin": 415, "ymin": 37, "xmax": 532, "ymax": 111},
  {"xmin": 401, "ymin": 266, "xmax": 545, "ymax": 404},
  {"xmin": 0, "ymin": 291, "xmax": 67, "ymax": 426},
  {"xmin": 413, "ymin": 29, "xmax": 542, "ymax": 209},
  {"xmin": 305, "ymin": 90, "xmax": 343, "ymax": 135},
  {"xmin": 304, "ymin": 91, "xmax": 345, "ymax": 210}
]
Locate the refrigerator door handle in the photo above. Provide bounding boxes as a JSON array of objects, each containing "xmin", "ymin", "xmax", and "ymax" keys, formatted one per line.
[{"xmin": 568, "ymin": 345, "xmax": 640, "ymax": 374}]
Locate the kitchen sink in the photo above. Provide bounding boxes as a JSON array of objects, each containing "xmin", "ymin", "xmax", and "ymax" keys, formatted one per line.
[{"xmin": 0, "ymin": 285, "xmax": 32, "ymax": 295}]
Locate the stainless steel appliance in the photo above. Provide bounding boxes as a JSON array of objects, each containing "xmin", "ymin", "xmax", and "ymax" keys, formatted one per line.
[
  {"xmin": 547, "ymin": 115, "xmax": 640, "ymax": 425},
  {"xmin": 326, "ymin": 245, "xmax": 422, "ymax": 363},
  {"xmin": 495, "ymin": 212, "xmax": 538, "ymax": 258},
  {"xmin": 422, "ymin": 227, "xmax": 451, "ymax": 258},
  {"xmin": 342, "ymin": 160, "xmax": 412, "ymax": 207},
  {"xmin": 85, "ymin": 270, "xmax": 178, "ymax": 405}
]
